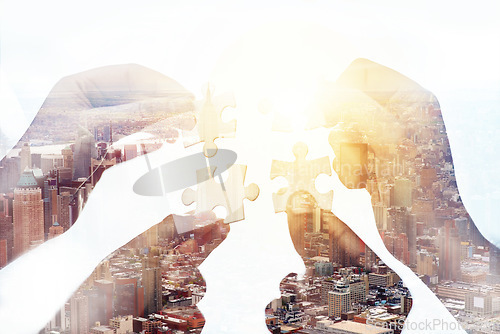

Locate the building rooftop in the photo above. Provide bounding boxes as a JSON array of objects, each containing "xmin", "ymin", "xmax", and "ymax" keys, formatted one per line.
[{"xmin": 16, "ymin": 168, "xmax": 39, "ymax": 188}]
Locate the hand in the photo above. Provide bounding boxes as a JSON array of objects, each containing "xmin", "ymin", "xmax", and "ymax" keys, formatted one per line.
[{"xmin": 0, "ymin": 64, "xmax": 200, "ymax": 333}]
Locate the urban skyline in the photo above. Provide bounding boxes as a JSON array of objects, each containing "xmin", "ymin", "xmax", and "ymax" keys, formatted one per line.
[{"xmin": 1, "ymin": 59, "xmax": 499, "ymax": 334}]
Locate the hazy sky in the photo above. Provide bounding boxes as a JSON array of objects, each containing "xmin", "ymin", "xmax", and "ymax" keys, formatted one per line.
[{"xmin": 1, "ymin": 0, "xmax": 499, "ymax": 112}]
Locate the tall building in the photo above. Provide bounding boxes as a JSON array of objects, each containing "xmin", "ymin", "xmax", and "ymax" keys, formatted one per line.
[
  {"xmin": 73, "ymin": 126, "xmax": 97, "ymax": 180},
  {"xmin": 328, "ymin": 280, "xmax": 352, "ymax": 318},
  {"xmin": 373, "ymin": 204, "xmax": 388, "ymax": 231},
  {"xmin": 115, "ymin": 277, "xmax": 145, "ymax": 317},
  {"xmin": 401, "ymin": 294, "xmax": 413, "ymax": 315},
  {"xmin": 104, "ymin": 123, "xmax": 112, "ymax": 143},
  {"xmin": 48, "ymin": 221, "xmax": 64, "ymax": 239},
  {"xmin": 438, "ymin": 220, "xmax": 460, "ymax": 281},
  {"xmin": 328, "ymin": 215, "xmax": 361, "ymax": 267},
  {"xmin": 70, "ymin": 291, "xmax": 89, "ymax": 334},
  {"xmin": 286, "ymin": 191, "xmax": 317, "ymax": 256},
  {"xmin": 0, "ymin": 193, "xmax": 13, "ymax": 264},
  {"xmin": 57, "ymin": 191, "xmax": 72, "ymax": 231},
  {"xmin": 420, "ymin": 167, "xmax": 437, "ymax": 189},
  {"xmin": 364, "ymin": 245, "xmax": 377, "ymax": 271},
  {"xmin": 88, "ymin": 280, "xmax": 114, "ymax": 326},
  {"xmin": 394, "ymin": 178, "xmax": 412, "ymax": 208},
  {"xmin": 412, "ymin": 198, "xmax": 435, "ymax": 227},
  {"xmin": 19, "ymin": 143, "xmax": 32, "ymax": 172},
  {"xmin": 123, "ymin": 144, "xmax": 137, "ymax": 161},
  {"xmin": 142, "ymin": 256, "xmax": 162, "ymax": 316},
  {"xmin": 407, "ymin": 213, "xmax": 417, "ymax": 266},
  {"xmin": 388, "ymin": 208, "xmax": 416, "ymax": 265},
  {"xmin": 382, "ymin": 231, "xmax": 409, "ymax": 265},
  {"xmin": 0, "ymin": 239, "xmax": 7, "ymax": 268},
  {"xmin": 12, "ymin": 168, "xmax": 44, "ymax": 258},
  {"xmin": 61, "ymin": 146, "xmax": 74, "ymax": 179},
  {"xmin": 416, "ymin": 251, "xmax": 437, "ymax": 277},
  {"xmin": 348, "ymin": 278, "xmax": 367, "ymax": 304},
  {"xmin": 0, "ymin": 157, "xmax": 20, "ymax": 193},
  {"xmin": 46, "ymin": 305, "xmax": 69, "ymax": 333},
  {"xmin": 338, "ymin": 142, "xmax": 368, "ymax": 189},
  {"xmin": 455, "ymin": 217, "xmax": 469, "ymax": 242},
  {"xmin": 42, "ymin": 178, "xmax": 57, "ymax": 237}
]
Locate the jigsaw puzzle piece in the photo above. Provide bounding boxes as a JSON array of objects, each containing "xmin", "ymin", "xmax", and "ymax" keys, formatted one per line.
[
  {"xmin": 270, "ymin": 142, "xmax": 332, "ymax": 212},
  {"xmin": 181, "ymin": 164, "xmax": 259, "ymax": 224},
  {"xmin": 183, "ymin": 85, "xmax": 236, "ymax": 157}
]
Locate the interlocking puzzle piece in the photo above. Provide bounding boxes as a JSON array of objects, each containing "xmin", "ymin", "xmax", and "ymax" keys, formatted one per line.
[
  {"xmin": 183, "ymin": 85, "xmax": 236, "ymax": 157},
  {"xmin": 270, "ymin": 142, "xmax": 332, "ymax": 212},
  {"xmin": 182, "ymin": 164, "xmax": 259, "ymax": 223}
]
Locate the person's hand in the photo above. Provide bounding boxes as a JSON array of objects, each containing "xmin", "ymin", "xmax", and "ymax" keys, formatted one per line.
[{"xmin": 0, "ymin": 64, "xmax": 202, "ymax": 333}]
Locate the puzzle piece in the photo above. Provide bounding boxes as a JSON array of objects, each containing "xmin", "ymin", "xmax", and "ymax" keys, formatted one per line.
[
  {"xmin": 183, "ymin": 85, "xmax": 236, "ymax": 157},
  {"xmin": 270, "ymin": 142, "xmax": 332, "ymax": 212},
  {"xmin": 182, "ymin": 164, "xmax": 259, "ymax": 223}
]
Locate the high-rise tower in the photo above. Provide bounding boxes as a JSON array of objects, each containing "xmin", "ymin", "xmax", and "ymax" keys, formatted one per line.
[
  {"xmin": 19, "ymin": 143, "xmax": 32, "ymax": 172},
  {"xmin": 12, "ymin": 168, "xmax": 44, "ymax": 258},
  {"xmin": 73, "ymin": 127, "xmax": 96, "ymax": 180},
  {"xmin": 438, "ymin": 220, "xmax": 460, "ymax": 281},
  {"xmin": 142, "ymin": 256, "xmax": 162, "ymax": 316}
]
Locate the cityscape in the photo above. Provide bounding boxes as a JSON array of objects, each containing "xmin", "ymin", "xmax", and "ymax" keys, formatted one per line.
[{"xmin": 1, "ymin": 59, "xmax": 500, "ymax": 334}]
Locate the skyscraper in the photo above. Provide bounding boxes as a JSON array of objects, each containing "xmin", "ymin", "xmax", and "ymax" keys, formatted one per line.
[
  {"xmin": 42, "ymin": 178, "xmax": 57, "ymax": 237},
  {"xmin": 0, "ymin": 193, "xmax": 13, "ymax": 264},
  {"xmin": 61, "ymin": 146, "xmax": 74, "ymax": 177},
  {"xmin": 103, "ymin": 125, "xmax": 111, "ymax": 143},
  {"xmin": 0, "ymin": 157, "xmax": 20, "ymax": 193},
  {"xmin": 420, "ymin": 167, "xmax": 437, "ymax": 189},
  {"xmin": 455, "ymin": 217, "xmax": 469, "ymax": 242},
  {"xmin": 142, "ymin": 256, "xmax": 162, "ymax": 316},
  {"xmin": 57, "ymin": 191, "xmax": 72, "ymax": 231},
  {"xmin": 0, "ymin": 240, "xmax": 7, "ymax": 268},
  {"xmin": 90, "ymin": 280, "xmax": 114, "ymax": 326},
  {"xmin": 438, "ymin": 220, "xmax": 460, "ymax": 281},
  {"xmin": 394, "ymin": 178, "xmax": 412, "ymax": 208},
  {"xmin": 286, "ymin": 191, "xmax": 317, "ymax": 256},
  {"xmin": 382, "ymin": 231, "xmax": 409, "ymax": 265},
  {"xmin": 123, "ymin": 144, "xmax": 137, "ymax": 161},
  {"xmin": 12, "ymin": 168, "xmax": 44, "ymax": 258},
  {"xmin": 19, "ymin": 143, "xmax": 32, "ymax": 172},
  {"xmin": 70, "ymin": 291, "xmax": 89, "ymax": 334},
  {"xmin": 328, "ymin": 215, "xmax": 361, "ymax": 267},
  {"xmin": 115, "ymin": 277, "xmax": 145, "ymax": 317},
  {"xmin": 407, "ymin": 213, "xmax": 417, "ymax": 266},
  {"xmin": 73, "ymin": 126, "xmax": 97, "ymax": 180},
  {"xmin": 373, "ymin": 204, "xmax": 388, "ymax": 231}
]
